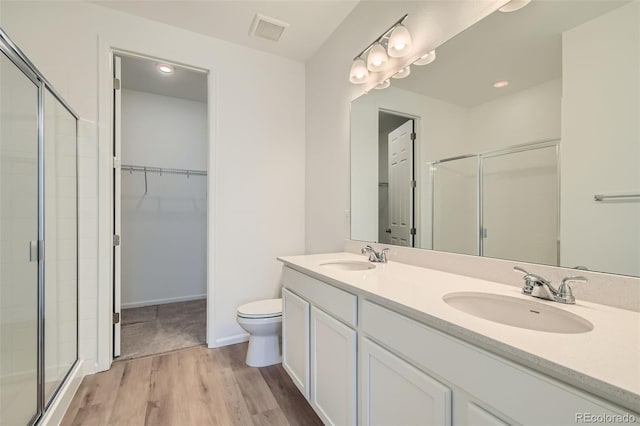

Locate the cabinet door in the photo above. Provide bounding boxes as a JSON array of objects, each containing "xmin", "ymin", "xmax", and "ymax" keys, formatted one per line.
[
  {"xmin": 360, "ymin": 337, "xmax": 452, "ymax": 426},
  {"xmin": 311, "ymin": 306, "xmax": 357, "ymax": 425},
  {"xmin": 282, "ymin": 288, "xmax": 310, "ymax": 399}
]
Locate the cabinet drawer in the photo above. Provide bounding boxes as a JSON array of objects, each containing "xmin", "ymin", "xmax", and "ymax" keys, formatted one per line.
[
  {"xmin": 360, "ymin": 300, "xmax": 634, "ymax": 425},
  {"xmin": 282, "ymin": 267, "xmax": 357, "ymax": 327}
]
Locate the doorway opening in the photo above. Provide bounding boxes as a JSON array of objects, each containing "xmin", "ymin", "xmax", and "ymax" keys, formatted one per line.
[
  {"xmin": 112, "ymin": 53, "xmax": 209, "ymax": 360},
  {"xmin": 378, "ymin": 111, "xmax": 416, "ymax": 247}
]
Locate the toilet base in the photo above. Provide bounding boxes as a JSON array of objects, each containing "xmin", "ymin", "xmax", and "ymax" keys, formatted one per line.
[{"xmin": 246, "ymin": 334, "xmax": 281, "ymax": 367}]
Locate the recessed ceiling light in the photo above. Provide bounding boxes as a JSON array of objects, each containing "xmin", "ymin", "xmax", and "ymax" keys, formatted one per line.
[
  {"xmin": 493, "ymin": 80, "xmax": 510, "ymax": 88},
  {"xmin": 499, "ymin": 0, "xmax": 531, "ymax": 13},
  {"xmin": 156, "ymin": 63, "xmax": 175, "ymax": 74}
]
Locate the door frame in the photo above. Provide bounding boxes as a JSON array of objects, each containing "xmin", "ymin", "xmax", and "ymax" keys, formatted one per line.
[
  {"xmin": 97, "ymin": 37, "xmax": 217, "ymax": 371},
  {"xmin": 378, "ymin": 108, "xmax": 419, "ymax": 248}
]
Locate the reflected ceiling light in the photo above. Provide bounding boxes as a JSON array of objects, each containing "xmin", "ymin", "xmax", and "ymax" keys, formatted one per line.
[
  {"xmin": 374, "ymin": 79, "xmax": 390, "ymax": 90},
  {"xmin": 493, "ymin": 80, "xmax": 510, "ymax": 88},
  {"xmin": 392, "ymin": 66, "xmax": 411, "ymax": 79},
  {"xmin": 349, "ymin": 14, "xmax": 413, "ymax": 85},
  {"xmin": 414, "ymin": 50, "xmax": 436, "ymax": 66},
  {"xmin": 156, "ymin": 63, "xmax": 175, "ymax": 74},
  {"xmin": 499, "ymin": 0, "xmax": 531, "ymax": 12},
  {"xmin": 367, "ymin": 43, "xmax": 389, "ymax": 72},
  {"xmin": 387, "ymin": 24, "xmax": 412, "ymax": 57},
  {"xmin": 349, "ymin": 58, "xmax": 370, "ymax": 84}
]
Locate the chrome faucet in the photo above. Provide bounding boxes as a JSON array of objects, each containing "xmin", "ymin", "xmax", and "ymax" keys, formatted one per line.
[
  {"xmin": 361, "ymin": 245, "xmax": 389, "ymax": 263},
  {"xmin": 513, "ymin": 266, "xmax": 587, "ymax": 304}
]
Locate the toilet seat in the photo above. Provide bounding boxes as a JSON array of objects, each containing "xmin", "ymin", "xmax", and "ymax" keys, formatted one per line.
[{"xmin": 237, "ymin": 298, "xmax": 282, "ymax": 319}]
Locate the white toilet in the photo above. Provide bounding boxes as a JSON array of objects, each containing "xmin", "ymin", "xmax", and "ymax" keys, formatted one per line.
[{"xmin": 236, "ymin": 298, "xmax": 282, "ymax": 367}]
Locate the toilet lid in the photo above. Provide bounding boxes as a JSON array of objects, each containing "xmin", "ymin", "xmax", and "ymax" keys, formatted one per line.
[{"xmin": 237, "ymin": 298, "xmax": 282, "ymax": 318}]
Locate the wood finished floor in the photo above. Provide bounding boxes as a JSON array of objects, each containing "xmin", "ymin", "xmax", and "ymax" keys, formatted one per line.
[{"xmin": 61, "ymin": 343, "xmax": 323, "ymax": 426}]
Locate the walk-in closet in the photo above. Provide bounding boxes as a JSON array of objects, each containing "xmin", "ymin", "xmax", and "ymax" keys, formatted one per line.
[{"xmin": 113, "ymin": 54, "xmax": 208, "ymax": 360}]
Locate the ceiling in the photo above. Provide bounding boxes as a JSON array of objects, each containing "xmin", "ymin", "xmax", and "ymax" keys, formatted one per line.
[
  {"xmin": 120, "ymin": 54, "xmax": 208, "ymax": 102},
  {"xmin": 94, "ymin": 0, "xmax": 359, "ymax": 62},
  {"xmin": 393, "ymin": 0, "xmax": 629, "ymax": 108}
]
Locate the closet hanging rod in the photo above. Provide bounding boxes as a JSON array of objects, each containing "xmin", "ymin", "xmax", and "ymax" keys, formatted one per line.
[
  {"xmin": 594, "ymin": 193, "xmax": 640, "ymax": 201},
  {"xmin": 120, "ymin": 164, "xmax": 207, "ymax": 176}
]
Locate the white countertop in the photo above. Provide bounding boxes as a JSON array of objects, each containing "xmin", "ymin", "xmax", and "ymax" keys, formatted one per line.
[{"xmin": 278, "ymin": 252, "xmax": 640, "ymax": 413}]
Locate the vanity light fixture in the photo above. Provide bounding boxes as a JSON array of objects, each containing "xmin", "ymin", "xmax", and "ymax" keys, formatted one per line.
[
  {"xmin": 387, "ymin": 23, "xmax": 412, "ymax": 57},
  {"xmin": 349, "ymin": 14, "xmax": 412, "ymax": 85},
  {"xmin": 392, "ymin": 66, "xmax": 411, "ymax": 79},
  {"xmin": 349, "ymin": 58, "xmax": 370, "ymax": 84},
  {"xmin": 499, "ymin": 0, "xmax": 531, "ymax": 13},
  {"xmin": 493, "ymin": 80, "xmax": 510, "ymax": 88},
  {"xmin": 414, "ymin": 50, "xmax": 436, "ymax": 66},
  {"xmin": 156, "ymin": 63, "xmax": 175, "ymax": 74},
  {"xmin": 374, "ymin": 79, "xmax": 391, "ymax": 90},
  {"xmin": 367, "ymin": 42, "xmax": 389, "ymax": 72}
]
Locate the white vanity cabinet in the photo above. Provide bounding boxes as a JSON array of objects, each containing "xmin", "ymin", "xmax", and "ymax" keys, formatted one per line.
[
  {"xmin": 282, "ymin": 288, "xmax": 310, "ymax": 398},
  {"xmin": 311, "ymin": 306, "xmax": 357, "ymax": 425},
  {"xmin": 282, "ymin": 267, "xmax": 358, "ymax": 425},
  {"xmin": 359, "ymin": 337, "xmax": 452, "ymax": 425},
  {"xmin": 360, "ymin": 300, "xmax": 637, "ymax": 426},
  {"xmin": 280, "ymin": 264, "xmax": 638, "ymax": 426}
]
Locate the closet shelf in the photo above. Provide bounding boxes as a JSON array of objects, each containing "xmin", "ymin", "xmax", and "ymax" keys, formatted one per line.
[{"xmin": 121, "ymin": 164, "xmax": 207, "ymax": 177}]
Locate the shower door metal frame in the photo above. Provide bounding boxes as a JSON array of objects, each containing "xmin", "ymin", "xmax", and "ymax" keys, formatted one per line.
[{"xmin": 0, "ymin": 26, "xmax": 80, "ymax": 426}]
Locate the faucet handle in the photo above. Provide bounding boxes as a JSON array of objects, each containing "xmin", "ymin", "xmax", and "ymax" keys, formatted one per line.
[
  {"xmin": 513, "ymin": 266, "xmax": 550, "ymax": 294},
  {"xmin": 380, "ymin": 248, "xmax": 389, "ymax": 263},
  {"xmin": 513, "ymin": 266, "xmax": 529, "ymax": 275},
  {"xmin": 555, "ymin": 276, "xmax": 587, "ymax": 304}
]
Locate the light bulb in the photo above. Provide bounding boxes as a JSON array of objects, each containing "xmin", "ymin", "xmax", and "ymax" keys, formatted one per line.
[
  {"xmin": 387, "ymin": 24, "xmax": 412, "ymax": 58},
  {"xmin": 156, "ymin": 63, "xmax": 175, "ymax": 74},
  {"xmin": 349, "ymin": 58, "xmax": 369, "ymax": 84},
  {"xmin": 414, "ymin": 50, "xmax": 436, "ymax": 66},
  {"xmin": 367, "ymin": 43, "xmax": 389, "ymax": 72}
]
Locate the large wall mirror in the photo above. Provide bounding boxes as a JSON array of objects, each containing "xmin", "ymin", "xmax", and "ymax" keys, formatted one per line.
[{"xmin": 350, "ymin": 0, "xmax": 640, "ymax": 277}]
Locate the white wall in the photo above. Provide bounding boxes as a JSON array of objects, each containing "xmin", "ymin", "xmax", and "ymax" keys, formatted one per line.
[
  {"xmin": 1, "ymin": 0, "xmax": 305, "ymax": 371},
  {"xmin": 561, "ymin": 2, "xmax": 640, "ymax": 276},
  {"xmin": 468, "ymin": 78, "xmax": 561, "ymax": 153},
  {"xmin": 120, "ymin": 89, "xmax": 207, "ymax": 308}
]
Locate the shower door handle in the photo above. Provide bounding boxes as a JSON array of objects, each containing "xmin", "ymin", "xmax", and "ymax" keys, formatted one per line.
[
  {"xmin": 29, "ymin": 240, "xmax": 42, "ymax": 262},
  {"xmin": 385, "ymin": 228, "xmax": 392, "ymax": 233}
]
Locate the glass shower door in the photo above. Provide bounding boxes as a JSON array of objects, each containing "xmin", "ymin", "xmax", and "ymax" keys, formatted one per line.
[
  {"xmin": 432, "ymin": 156, "xmax": 479, "ymax": 255},
  {"xmin": 482, "ymin": 145, "xmax": 559, "ymax": 265},
  {"xmin": 0, "ymin": 50, "xmax": 40, "ymax": 425}
]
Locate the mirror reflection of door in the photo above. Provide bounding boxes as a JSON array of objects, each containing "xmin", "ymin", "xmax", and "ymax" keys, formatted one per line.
[{"xmin": 379, "ymin": 112, "xmax": 415, "ymax": 247}]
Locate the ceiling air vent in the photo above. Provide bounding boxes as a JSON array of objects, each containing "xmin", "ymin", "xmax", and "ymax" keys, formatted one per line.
[{"xmin": 249, "ymin": 13, "xmax": 289, "ymax": 42}]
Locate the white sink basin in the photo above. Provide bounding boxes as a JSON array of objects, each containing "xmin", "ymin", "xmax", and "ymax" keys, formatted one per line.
[
  {"xmin": 443, "ymin": 292, "xmax": 593, "ymax": 334},
  {"xmin": 320, "ymin": 260, "xmax": 375, "ymax": 271}
]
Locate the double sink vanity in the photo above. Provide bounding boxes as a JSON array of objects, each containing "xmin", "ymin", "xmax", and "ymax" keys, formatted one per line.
[{"xmin": 278, "ymin": 251, "xmax": 640, "ymax": 425}]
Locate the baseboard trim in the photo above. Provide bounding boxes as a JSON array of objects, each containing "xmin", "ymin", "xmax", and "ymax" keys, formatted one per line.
[
  {"xmin": 40, "ymin": 360, "xmax": 84, "ymax": 426},
  {"xmin": 213, "ymin": 333, "xmax": 249, "ymax": 348},
  {"xmin": 122, "ymin": 294, "xmax": 206, "ymax": 309}
]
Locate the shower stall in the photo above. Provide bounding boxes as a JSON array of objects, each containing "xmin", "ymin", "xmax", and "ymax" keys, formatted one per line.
[
  {"xmin": 1, "ymin": 28, "xmax": 78, "ymax": 425},
  {"xmin": 430, "ymin": 140, "xmax": 559, "ymax": 266}
]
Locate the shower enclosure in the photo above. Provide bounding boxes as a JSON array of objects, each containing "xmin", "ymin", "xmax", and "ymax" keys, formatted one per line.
[
  {"xmin": 1, "ymin": 28, "xmax": 78, "ymax": 425},
  {"xmin": 430, "ymin": 141, "xmax": 559, "ymax": 265}
]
